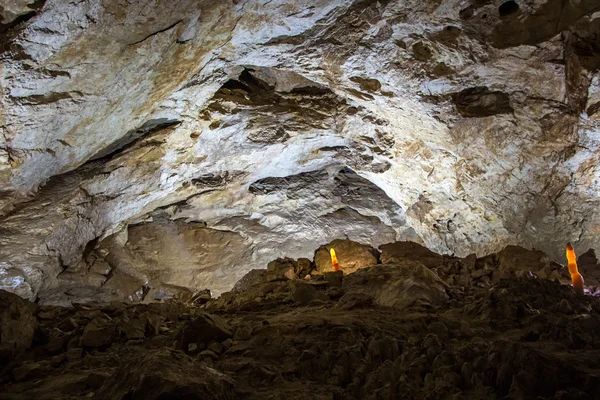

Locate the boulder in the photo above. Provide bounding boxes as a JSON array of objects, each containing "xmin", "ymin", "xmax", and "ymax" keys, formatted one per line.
[
  {"xmin": 294, "ymin": 258, "xmax": 312, "ymax": 277},
  {"xmin": 0, "ymin": 290, "xmax": 37, "ymax": 357},
  {"xmin": 96, "ymin": 348, "xmax": 235, "ymax": 399},
  {"xmin": 577, "ymin": 249, "xmax": 600, "ymax": 287},
  {"xmin": 496, "ymin": 245, "xmax": 548, "ymax": 273},
  {"xmin": 266, "ymin": 258, "xmax": 297, "ymax": 281},
  {"xmin": 289, "ymin": 281, "xmax": 329, "ymax": 305},
  {"xmin": 314, "ymin": 239, "xmax": 379, "ymax": 274},
  {"xmin": 118, "ymin": 316, "xmax": 146, "ymax": 340},
  {"xmin": 80, "ymin": 317, "xmax": 117, "ymax": 347},
  {"xmin": 324, "ymin": 271, "xmax": 344, "ymax": 287},
  {"xmin": 494, "ymin": 246, "xmax": 570, "ymax": 284},
  {"xmin": 190, "ymin": 289, "xmax": 212, "ymax": 305},
  {"xmin": 379, "ymin": 241, "xmax": 443, "ymax": 269},
  {"xmin": 178, "ymin": 313, "xmax": 233, "ymax": 350},
  {"xmin": 233, "ymin": 269, "xmax": 267, "ymax": 293},
  {"xmin": 342, "ymin": 262, "xmax": 448, "ymax": 309}
]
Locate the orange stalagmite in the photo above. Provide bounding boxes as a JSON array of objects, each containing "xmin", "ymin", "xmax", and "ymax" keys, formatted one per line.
[
  {"xmin": 566, "ymin": 243, "xmax": 584, "ymax": 295},
  {"xmin": 330, "ymin": 248, "xmax": 340, "ymax": 272}
]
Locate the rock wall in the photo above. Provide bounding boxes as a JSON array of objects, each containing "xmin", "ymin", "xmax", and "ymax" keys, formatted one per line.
[{"xmin": 0, "ymin": 0, "xmax": 599, "ymax": 301}]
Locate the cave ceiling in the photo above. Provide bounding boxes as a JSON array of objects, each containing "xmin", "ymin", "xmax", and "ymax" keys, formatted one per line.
[{"xmin": 0, "ymin": 0, "xmax": 599, "ymax": 302}]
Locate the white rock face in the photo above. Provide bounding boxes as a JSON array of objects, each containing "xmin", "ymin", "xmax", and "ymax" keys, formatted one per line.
[{"xmin": 0, "ymin": 0, "xmax": 599, "ymax": 302}]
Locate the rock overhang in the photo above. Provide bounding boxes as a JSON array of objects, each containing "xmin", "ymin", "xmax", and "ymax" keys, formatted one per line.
[{"xmin": 0, "ymin": 0, "xmax": 599, "ymax": 302}]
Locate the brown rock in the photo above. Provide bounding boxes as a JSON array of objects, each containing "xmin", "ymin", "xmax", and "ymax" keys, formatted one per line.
[
  {"xmin": 266, "ymin": 258, "xmax": 297, "ymax": 281},
  {"xmin": 208, "ymin": 342, "xmax": 223, "ymax": 355},
  {"xmin": 13, "ymin": 362, "xmax": 45, "ymax": 381},
  {"xmin": 452, "ymin": 86, "xmax": 513, "ymax": 117},
  {"xmin": 96, "ymin": 348, "xmax": 234, "ymax": 399},
  {"xmin": 199, "ymin": 350, "xmax": 219, "ymax": 360},
  {"xmin": 412, "ymin": 41, "xmax": 434, "ymax": 61},
  {"xmin": 221, "ymin": 338, "xmax": 233, "ymax": 351},
  {"xmin": 190, "ymin": 289, "xmax": 212, "ymax": 305},
  {"xmin": 510, "ymin": 370, "xmax": 537, "ymax": 397},
  {"xmin": 461, "ymin": 362, "xmax": 474, "ymax": 389},
  {"xmin": 45, "ymin": 335, "xmax": 68, "ymax": 354},
  {"xmin": 496, "ymin": 245, "xmax": 549, "ymax": 275},
  {"xmin": 314, "ymin": 239, "xmax": 379, "ymax": 274},
  {"xmin": 178, "ymin": 313, "xmax": 232, "ymax": 350},
  {"xmin": 118, "ymin": 316, "xmax": 146, "ymax": 340},
  {"xmin": 428, "ymin": 322, "xmax": 449, "ymax": 340},
  {"xmin": 51, "ymin": 353, "xmax": 67, "ymax": 366},
  {"xmin": 0, "ymin": 290, "xmax": 37, "ymax": 355},
  {"xmin": 349, "ymin": 76, "xmax": 382, "ymax": 93},
  {"xmin": 335, "ymin": 292, "xmax": 373, "ymax": 310},
  {"xmin": 84, "ymin": 371, "xmax": 110, "ymax": 389},
  {"xmin": 578, "ymin": 248, "xmax": 600, "ymax": 287},
  {"xmin": 233, "ymin": 325, "xmax": 253, "ymax": 341},
  {"xmin": 295, "ymin": 258, "xmax": 312, "ymax": 277},
  {"xmin": 379, "ymin": 241, "xmax": 443, "ymax": 269},
  {"xmin": 66, "ymin": 347, "xmax": 84, "ymax": 361},
  {"xmin": 290, "ymin": 282, "xmax": 328, "ymax": 304},
  {"xmin": 80, "ymin": 317, "xmax": 117, "ymax": 347},
  {"xmin": 324, "ymin": 270, "xmax": 343, "ymax": 287},
  {"xmin": 342, "ymin": 262, "xmax": 448, "ymax": 309}
]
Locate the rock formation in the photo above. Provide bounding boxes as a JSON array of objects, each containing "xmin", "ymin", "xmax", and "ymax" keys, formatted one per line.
[
  {"xmin": 0, "ymin": 0, "xmax": 599, "ymax": 303},
  {"xmin": 2, "ymin": 243, "xmax": 600, "ymax": 399}
]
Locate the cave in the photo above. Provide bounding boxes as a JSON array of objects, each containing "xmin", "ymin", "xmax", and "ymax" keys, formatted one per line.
[
  {"xmin": 1, "ymin": 0, "xmax": 600, "ymax": 399},
  {"xmin": 498, "ymin": 1, "xmax": 520, "ymax": 18}
]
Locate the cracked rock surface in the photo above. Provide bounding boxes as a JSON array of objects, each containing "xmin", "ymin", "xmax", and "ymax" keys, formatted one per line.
[{"xmin": 0, "ymin": 0, "xmax": 600, "ymax": 301}]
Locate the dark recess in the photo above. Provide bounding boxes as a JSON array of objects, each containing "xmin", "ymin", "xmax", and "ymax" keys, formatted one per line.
[
  {"xmin": 452, "ymin": 86, "xmax": 514, "ymax": 117},
  {"xmin": 499, "ymin": 1, "xmax": 520, "ymax": 17}
]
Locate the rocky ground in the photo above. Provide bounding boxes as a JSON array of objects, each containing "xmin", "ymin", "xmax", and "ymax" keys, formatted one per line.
[
  {"xmin": 2, "ymin": 0, "xmax": 600, "ymax": 303},
  {"xmin": 2, "ymin": 241, "xmax": 600, "ymax": 399}
]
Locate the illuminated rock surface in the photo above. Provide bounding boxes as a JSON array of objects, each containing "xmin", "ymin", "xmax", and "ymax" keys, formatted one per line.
[{"xmin": 0, "ymin": 0, "xmax": 600, "ymax": 302}]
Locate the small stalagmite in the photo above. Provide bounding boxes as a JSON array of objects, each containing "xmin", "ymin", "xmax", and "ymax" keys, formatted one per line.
[
  {"xmin": 330, "ymin": 248, "xmax": 341, "ymax": 272},
  {"xmin": 566, "ymin": 243, "xmax": 584, "ymax": 295}
]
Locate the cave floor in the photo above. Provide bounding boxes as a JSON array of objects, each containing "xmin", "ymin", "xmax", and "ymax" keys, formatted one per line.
[{"xmin": 2, "ymin": 268, "xmax": 600, "ymax": 400}]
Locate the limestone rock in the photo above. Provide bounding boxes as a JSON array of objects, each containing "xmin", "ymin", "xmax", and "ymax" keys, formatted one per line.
[
  {"xmin": 80, "ymin": 317, "xmax": 117, "ymax": 348},
  {"xmin": 2, "ymin": 247, "xmax": 600, "ymax": 398},
  {"xmin": 324, "ymin": 270, "xmax": 344, "ymax": 287},
  {"xmin": 0, "ymin": 0, "xmax": 599, "ymax": 303},
  {"xmin": 289, "ymin": 281, "xmax": 328, "ymax": 305},
  {"xmin": 0, "ymin": 290, "xmax": 37, "ymax": 356},
  {"xmin": 342, "ymin": 262, "xmax": 448, "ymax": 309},
  {"xmin": 379, "ymin": 241, "xmax": 444, "ymax": 269},
  {"xmin": 96, "ymin": 348, "xmax": 235, "ymax": 400},
  {"xmin": 314, "ymin": 239, "xmax": 379, "ymax": 274},
  {"xmin": 577, "ymin": 249, "xmax": 600, "ymax": 289},
  {"xmin": 13, "ymin": 362, "xmax": 45, "ymax": 382},
  {"xmin": 266, "ymin": 258, "xmax": 297, "ymax": 281},
  {"xmin": 452, "ymin": 87, "xmax": 514, "ymax": 117},
  {"xmin": 0, "ymin": 0, "xmax": 39, "ymax": 24},
  {"xmin": 232, "ymin": 270, "xmax": 267, "ymax": 293},
  {"xmin": 179, "ymin": 313, "xmax": 233, "ymax": 350}
]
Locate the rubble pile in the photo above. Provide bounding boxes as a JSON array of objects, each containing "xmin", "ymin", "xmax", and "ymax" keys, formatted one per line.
[{"xmin": 2, "ymin": 241, "xmax": 600, "ymax": 399}]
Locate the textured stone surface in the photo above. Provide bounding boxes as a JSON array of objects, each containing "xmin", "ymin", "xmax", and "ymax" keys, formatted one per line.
[
  {"xmin": 0, "ymin": 290, "xmax": 37, "ymax": 357},
  {"xmin": 342, "ymin": 261, "xmax": 449, "ymax": 309},
  {"xmin": 0, "ymin": 0, "xmax": 39, "ymax": 25},
  {"xmin": 0, "ymin": 0, "xmax": 599, "ymax": 301},
  {"xmin": 97, "ymin": 348, "xmax": 236, "ymax": 400},
  {"xmin": 379, "ymin": 241, "xmax": 444, "ymax": 269},
  {"xmin": 3, "ymin": 242, "xmax": 600, "ymax": 399},
  {"xmin": 314, "ymin": 239, "xmax": 379, "ymax": 274}
]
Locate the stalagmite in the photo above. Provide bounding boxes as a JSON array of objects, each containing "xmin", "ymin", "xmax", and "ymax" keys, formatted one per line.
[
  {"xmin": 330, "ymin": 248, "xmax": 340, "ymax": 272},
  {"xmin": 566, "ymin": 243, "xmax": 585, "ymax": 295}
]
